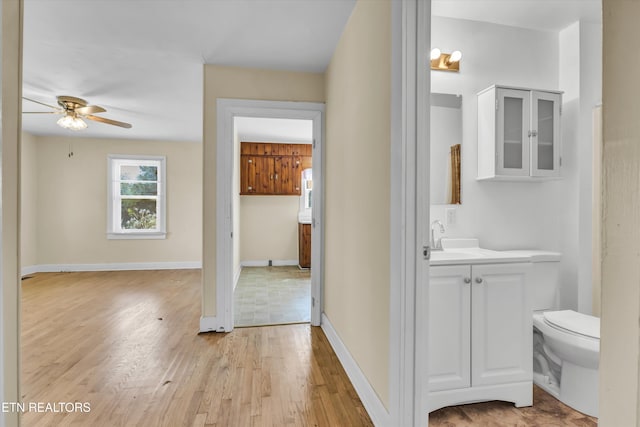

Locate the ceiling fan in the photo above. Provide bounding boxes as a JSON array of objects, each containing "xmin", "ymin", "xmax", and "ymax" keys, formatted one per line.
[{"xmin": 23, "ymin": 95, "xmax": 132, "ymax": 130}]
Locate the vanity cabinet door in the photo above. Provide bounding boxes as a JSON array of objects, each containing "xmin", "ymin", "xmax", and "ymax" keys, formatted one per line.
[
  {"xmin": 428, "ymin": 265, "xmax": 471, "ymax": 392},
  {"xmin": 470, "ymin": 263, "xmax": 532, "ymax": 387}
]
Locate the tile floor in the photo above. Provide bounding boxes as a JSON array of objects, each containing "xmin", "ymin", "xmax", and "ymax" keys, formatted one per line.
[{"xmin": 234, "ymin": 266, "xmax": 311, "ymax": 327}]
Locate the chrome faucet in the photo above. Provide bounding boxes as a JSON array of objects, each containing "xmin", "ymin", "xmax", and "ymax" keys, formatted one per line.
[{"xmin": 431, "ymin": 220, "xmax": 445, "ymax": 251}]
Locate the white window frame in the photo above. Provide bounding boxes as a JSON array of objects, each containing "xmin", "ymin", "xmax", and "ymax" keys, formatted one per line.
[{"xmin": 107, "ymin": 154, "xmax": 167, "ymax": 239}]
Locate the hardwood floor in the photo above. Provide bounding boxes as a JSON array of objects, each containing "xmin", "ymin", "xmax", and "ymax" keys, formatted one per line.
[
  {"xmin": 429, "ymin": 385, "xmax": 598, "ymax": 426},
  {"xmin": 21, "ymin": 270, "xmax": 372, "ymax": 427}
]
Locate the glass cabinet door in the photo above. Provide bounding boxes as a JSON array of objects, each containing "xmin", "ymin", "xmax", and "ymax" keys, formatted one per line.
[
  {"xmin": 531, "ymin": 91, "xmax": 561, "ymax": 177},
  {"xmin": 496, "ymin": 88, "xmax": 530, "ymax": 176}
]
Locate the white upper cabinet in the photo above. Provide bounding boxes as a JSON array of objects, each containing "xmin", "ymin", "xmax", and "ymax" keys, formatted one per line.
[{"xmin": 477, "ymin": 85, "xmax": 562, "ymax": 181}]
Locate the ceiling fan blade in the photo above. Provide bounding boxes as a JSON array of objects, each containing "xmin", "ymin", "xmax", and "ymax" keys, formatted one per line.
[
  {"xmin": 22, "ymin": 97, "xmax": 59, "ymax": 110},
  {"xmin": 76, "ymin": 105, "xmax": 106, "ymax": 115},
  {"xmin": 86, "ymin": 115, "xmax": 132, "ymax": 129},
  {"xmin": 23, "ymin": 111, "xmax": 62, "ymax": 114}
]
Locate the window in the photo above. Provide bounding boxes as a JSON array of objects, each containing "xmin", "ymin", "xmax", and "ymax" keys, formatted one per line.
[{"xmin": 108, "ymin": 155, "xmax": 166, "ymax": 239}]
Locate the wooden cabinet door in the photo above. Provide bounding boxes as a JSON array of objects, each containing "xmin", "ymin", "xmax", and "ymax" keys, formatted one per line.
[
  {"xmin": 240, "ymin": 156, "xmax": 257, "ymax": 194},
  {"xmin": 301, "ymin": 156, "xmax": 312, "ymax": 170},
  {"xmin": 274, "ymin": 156, "xmax": 302, "ymax": 195},
  {"xmin": 471, "ymin": 263, "xmax": 532, "ymax": 387},
  {"xmin": 240, "ymin": 142, "xmax": 308, "ymax": 195},
  {"xmin": 428, "ymin": 265, "xmax": 471, "ymax": 392},
  {"xmin": 298, "ymin": 223, "xmax": 311, "ymax": 268}
]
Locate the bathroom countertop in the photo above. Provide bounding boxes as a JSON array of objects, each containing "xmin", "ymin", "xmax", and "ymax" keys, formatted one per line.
[
  {"xmin": 429, "ymin": 238, "xmax": 544, "ymax": 266},
  {"xmin": 298, "ymin": 210, "xmax": 312, "ymax": 224},
  {"xmin": 430, "ymin": 248, "xmax": 531, "ymax": 266}
]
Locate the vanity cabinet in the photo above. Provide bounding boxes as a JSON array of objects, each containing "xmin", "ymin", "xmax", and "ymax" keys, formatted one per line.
[
  {"xmin": 477, "ymin": 85, "xmax": 562, "ymax": 181},
  {"xmin": 428, "ymin": 262, "xmax": 532, "ymax": 412},
  {"xmin": 240, "ymin": 142, "xmax": 311, "ymax": 195}
]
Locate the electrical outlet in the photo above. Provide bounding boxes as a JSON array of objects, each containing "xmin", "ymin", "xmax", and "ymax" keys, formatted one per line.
[{"xmin": 446, "ymin": 208, "xmax": 457, "ymax": 226}]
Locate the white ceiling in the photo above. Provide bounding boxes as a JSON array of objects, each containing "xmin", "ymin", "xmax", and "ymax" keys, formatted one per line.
[
  {"xmin": 432, "ymin": 0, "xmax": 601, "ymax": 32},
  {"xmin": 235, "ymin": 117, "xmax": 312, "ymax": 144},
  {"xmin": 22, "ymin": 0, "xmax": 356, "ymax": 142},
  {"xmin": 22, "ymin": 0, "xmax": 601, "ymax": 143}
]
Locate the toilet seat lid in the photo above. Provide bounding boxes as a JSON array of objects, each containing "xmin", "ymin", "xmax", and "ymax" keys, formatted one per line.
[{"xmin": 543, "ymin": 310, "xmax": 600, "ymax": 339}]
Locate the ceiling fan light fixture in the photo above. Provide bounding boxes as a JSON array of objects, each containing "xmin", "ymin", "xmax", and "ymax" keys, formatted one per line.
[{"xmin": 57, "ymin": 113, "xmax": 87, "ymax": 131}]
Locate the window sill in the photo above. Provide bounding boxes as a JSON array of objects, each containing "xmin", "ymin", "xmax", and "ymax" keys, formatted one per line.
[{"xmin": 107, "ymin": 232, "xmax": 167, "ymax": 240}]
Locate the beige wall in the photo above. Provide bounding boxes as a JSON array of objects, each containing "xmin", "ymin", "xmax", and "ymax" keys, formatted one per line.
[
  {"xmin": 324, "ymin": 0, "xmax": 391, "ymax": 408},
  {"xmin": 600, "ymin": 0, "xmax": 640, "ymax": 424},
  {"xmin": 239, "ymin": 196, "xmax": 299, "ymax": 262},
  {"xmin": 21, "ymin": 132, "xmax": 38, "ymax": 268},
  {"xmin": 202, "ymin": 65, "xmax": 324, "ymax": 317},
  {"xmin": 21, "ymin": 135, "xmax": 202, "ymax": 268}
]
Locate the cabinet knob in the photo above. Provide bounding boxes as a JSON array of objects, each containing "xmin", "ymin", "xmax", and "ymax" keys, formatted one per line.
[
  {"xmin": 475, "ymin": 277, "xmax": 483, "ymax": 284},
  {"xmin": 248, "ymin": 159, "xmax": 253, "ymax": 164},
  {"xmin": 463, "ymin": 277, "xmax": 471, "ymax": 284}
]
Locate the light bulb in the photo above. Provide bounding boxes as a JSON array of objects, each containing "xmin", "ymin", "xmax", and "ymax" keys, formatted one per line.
[
  {"xmin": 57, "ymin": 114, "xmax": 87, "ymax": 130},
  {"xmin": 430, "ymin": 48, "xmax": 441, "ymax": 60},
  {"xmin": 449, "ymin": 50, "xmax": 462, "ymax": 63}
]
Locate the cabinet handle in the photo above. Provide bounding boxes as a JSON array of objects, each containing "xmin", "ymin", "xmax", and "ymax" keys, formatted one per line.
[
  {"xmin": 528, "ymin": 130, "xmax": 538, "ymax": 137},
  {"xmin": 463, "ymin": 277, "xmax": 471, "ymax": 284},
  {"xmin": 475, "ymin": 277, "xmax": 483, "ymax": 284},
  {"xmin": 270, "ymin": 174, "xmax": 273, "ymax": 180},
  {"xmin": 275, "ymin": 173, "xmax": 278, "ymax": 180},
  {"xmin": 248, "ymin": 159, "xmax": 253, "ymax": 164}
]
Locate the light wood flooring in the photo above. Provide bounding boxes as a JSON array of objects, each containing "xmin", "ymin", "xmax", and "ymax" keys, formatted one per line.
[
  {"xmin": 21, "ymin": 270, "xmax": 372, "ymax": 427},
  {"xmin": 22, "ymin": 270, "xmax": 599, "ymax": 426}
]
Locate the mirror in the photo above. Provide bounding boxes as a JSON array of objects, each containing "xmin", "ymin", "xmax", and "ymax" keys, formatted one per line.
[{"xmin": 431, "ymin": 93, "xmax": 462, "ymax": 205}]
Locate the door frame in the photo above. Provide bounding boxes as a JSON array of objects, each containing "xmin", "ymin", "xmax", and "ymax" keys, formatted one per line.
[
  {"xmin": 216, "ymin": 99, "xmax": 325, "ymax": 332},
  {"xmin": 388, "ymin": 0, "xmax": 430, "ymax": 425}
]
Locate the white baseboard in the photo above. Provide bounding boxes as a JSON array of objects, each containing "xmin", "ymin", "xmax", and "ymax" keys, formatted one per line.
[
  {"xmin": 240, "ymin": 259, "xmax": 298, "ymax": 267},
  {"xmin": 21, "ymin": 261, "xmax": 202, "ymax": 277},
  {"xmin": 321, "ymin": 313, "xmax": 390, "ymax": 427},
  {"xmin": 199, "ymin": 316, "xmax": 225, "ymax": 333}
]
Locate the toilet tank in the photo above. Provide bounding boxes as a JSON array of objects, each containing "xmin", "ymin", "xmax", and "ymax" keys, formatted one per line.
[{"xmin": 504, "ymin": 250, "xmax": 562, "ymax": 311}]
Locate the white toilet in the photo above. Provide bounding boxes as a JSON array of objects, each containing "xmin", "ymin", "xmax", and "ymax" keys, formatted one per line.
[{"xmin": 510, "ymin": 250, "xmax": 600, "ymax": 418}]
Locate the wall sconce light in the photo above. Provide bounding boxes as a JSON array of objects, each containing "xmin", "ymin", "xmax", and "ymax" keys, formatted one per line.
[{"xmin": 430, "ymin": 48, "xmax": 462, "ymax": 72}]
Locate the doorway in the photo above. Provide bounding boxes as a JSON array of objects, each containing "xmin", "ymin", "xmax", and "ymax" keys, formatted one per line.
[
  {"xmin": 215, "ymin": 99, "xmax": 324, "ymax": 332},
  {"xmin": 232, "ymin": 116, "xmax": 314, "ymax": 327}
]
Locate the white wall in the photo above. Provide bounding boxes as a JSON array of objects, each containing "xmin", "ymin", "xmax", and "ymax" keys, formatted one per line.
[{"xmin": 430, "ymin": 16, "xmax": 601, "ymax": 310}]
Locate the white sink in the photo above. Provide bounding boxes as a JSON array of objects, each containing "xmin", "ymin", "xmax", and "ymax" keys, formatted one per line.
[{"xmin": 430, "ymin": 239, "xmax": 531, "ymax": 265}]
